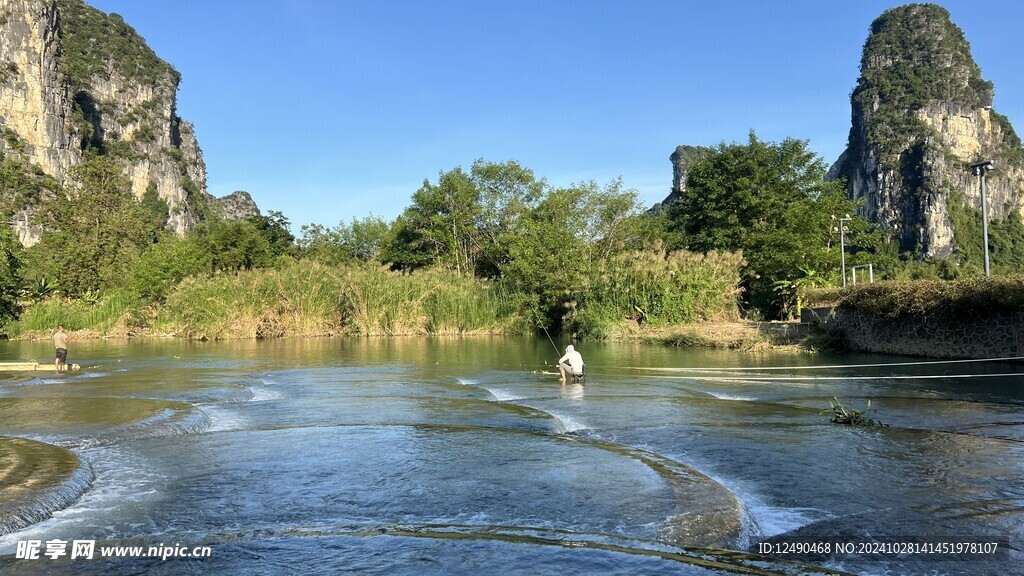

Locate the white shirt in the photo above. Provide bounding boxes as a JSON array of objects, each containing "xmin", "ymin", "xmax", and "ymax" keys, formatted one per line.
[{"xmin": 558, "ymin": 350, "xmax": 584, "ymax": 373}]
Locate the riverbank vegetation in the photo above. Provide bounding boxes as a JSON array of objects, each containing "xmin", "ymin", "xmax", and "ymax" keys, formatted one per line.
[
  {"xmin": 837, "ymin": 274, "xmax": 1024, "ymax": 319},
  {"xmin": 4, "ymin": 131, "xmax": 1015, "ymax": 341}
]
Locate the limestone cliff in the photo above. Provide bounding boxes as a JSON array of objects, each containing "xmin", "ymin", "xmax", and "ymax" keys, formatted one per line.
[
  {"xmin": 650, "ymin": 145, "xmax": 711, "ymax": 213},
  {"xmin": 0, "ymin": 0, "xmax": 240, "ymax": 245},
  {"xmin": 213, "ymin": 190, "xmax": 260, "ymax": 221},
  {"xmin": 830, "ymin": 3, "xmax": 1024, "ymax": 258}
]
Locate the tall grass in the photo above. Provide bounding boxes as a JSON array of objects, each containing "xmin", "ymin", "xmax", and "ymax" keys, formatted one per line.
[
  {"xmin": 156, "ymin": 261, "xmax": 347, "ymax": 339},
  {"xmin": 422, "ymin": 275, "xmax": 523, "ymax": 334},
  {"xmin": 6, "ymin": 253, "xmax": 745, "ymax": 341},
  {"xmin": 4, "ymin": 289, "xmax": 142, "ymax": 338},
  {"xmin": 156, "ymin": 261, "xmax": 528, "ymax": 339},
  {"xmin": 569, "ymin": 248, "xmax": 744, "ymax": 338}
]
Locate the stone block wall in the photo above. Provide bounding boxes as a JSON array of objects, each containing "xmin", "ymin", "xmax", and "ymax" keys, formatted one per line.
[{"xmin": 824, "ymin": 307, "xmax": 1023, "ymax": 359}]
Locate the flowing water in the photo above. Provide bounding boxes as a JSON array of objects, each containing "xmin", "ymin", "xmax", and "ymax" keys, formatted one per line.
[{"xmin": 0, "ymin": 337, "xmax": 1021, "ymax": 575}]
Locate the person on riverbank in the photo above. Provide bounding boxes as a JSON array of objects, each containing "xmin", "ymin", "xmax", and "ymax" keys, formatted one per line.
[
  {"xmin": 53, "ymin": 325, "xmax": 74, "ymax": 372},
  {"xmin": 557, "ymin": 344, "xmax": 585, "ymax": 384}
]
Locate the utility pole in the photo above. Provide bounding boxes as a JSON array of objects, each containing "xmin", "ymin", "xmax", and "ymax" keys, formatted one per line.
[
  {"xmin": 832, "ymin": 214, "xmax": 853, "ymax": 287},
  {"xmin": 970, "ymin": 160, "xmax": 995, "ymax": 277}
]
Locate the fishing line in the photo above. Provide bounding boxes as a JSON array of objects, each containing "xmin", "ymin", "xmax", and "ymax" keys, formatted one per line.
[
  {"xmin": 638, "ymin": 372, "xmax": 1024, "ymax": 382},
  {"xmin": 627, "ymin": 355, "xmax": 1024, "ymax": 373},
  {"xmin": 531, "ymin": 308, "xmax": 561, "ymax": 356}
]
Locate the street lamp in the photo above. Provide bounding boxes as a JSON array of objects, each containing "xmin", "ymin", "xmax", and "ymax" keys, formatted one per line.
[
  {"xmin": 832, "ymin": 214, "xmax": 853, "ymax": 287},
  {"xmin": 970, "ymin": 160, "xmax": 995, "ymax": 277}
]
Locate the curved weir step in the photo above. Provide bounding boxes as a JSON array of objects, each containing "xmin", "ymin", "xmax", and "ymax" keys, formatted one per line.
[{"xmin": 0, "ymin": 437, "xmax": 94, "ymax": 536}]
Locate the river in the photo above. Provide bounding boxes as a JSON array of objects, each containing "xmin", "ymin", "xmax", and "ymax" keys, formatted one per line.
[{"xmin": 0, "ymin": 337, "xmax": 1021, "ymax": 575}]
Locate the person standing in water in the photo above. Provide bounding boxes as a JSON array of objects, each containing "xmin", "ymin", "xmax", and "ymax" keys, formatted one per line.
[
  {"xmin": 557, "ymin": 344, "xmax": 584, "ymax": 384},
  {"xmin": 53, "ymin": 325, "xmax": 74, "ymax": 372}
]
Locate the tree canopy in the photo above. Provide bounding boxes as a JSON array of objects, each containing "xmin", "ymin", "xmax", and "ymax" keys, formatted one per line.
[{"xmin": 665, "ymin": 132, "xmax": 861, "ymax": 318}]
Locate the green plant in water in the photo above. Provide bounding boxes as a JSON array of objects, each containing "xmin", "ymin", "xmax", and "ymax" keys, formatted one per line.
[{"xmin": 821, "ymin": 397, "xmax": 887, "ymax": 427}]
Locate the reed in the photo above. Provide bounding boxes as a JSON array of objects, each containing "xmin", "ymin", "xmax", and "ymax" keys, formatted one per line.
[
  {"xmin": 4, "ymin": 289, "xmax": 141, "ymax": 338},
  {"xmin": 156, "ymin": 260, "xmax": 527, "ymax": 339},
  {"xmin": 6, "ymin": 250, "xmax": 745, "ymax": 341},
  {"xmin": 569, "ymin": 248, "xmax": 744, "ymax": 338}
]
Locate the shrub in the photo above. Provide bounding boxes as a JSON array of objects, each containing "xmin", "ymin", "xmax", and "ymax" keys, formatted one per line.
[{"xmin": 838, "ymin": 275, "xmax": 1024, "ymax": 319}]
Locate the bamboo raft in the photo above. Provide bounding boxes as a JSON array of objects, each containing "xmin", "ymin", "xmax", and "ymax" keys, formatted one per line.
[{"xmin": 0, "ymin": 361, "xmax": 81, "ymax": 372}]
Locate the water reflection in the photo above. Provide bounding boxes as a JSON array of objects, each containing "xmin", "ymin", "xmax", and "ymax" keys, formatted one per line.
[{"xmin": 560, "ymin": 383, "xmax": 585, "ymax": 400}]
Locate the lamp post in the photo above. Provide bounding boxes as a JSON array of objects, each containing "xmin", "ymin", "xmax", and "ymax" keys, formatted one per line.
[
  {"xmin": 970, "ymin": 160, "xmax": 995, "ymax": 277},
  {"xmin": 832, "ymin": 214, "xmax": 853, "ymax": 287}
]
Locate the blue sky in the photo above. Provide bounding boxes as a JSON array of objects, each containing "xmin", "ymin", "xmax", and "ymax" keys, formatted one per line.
[{"xmin": 86, "ymin": 0, "xmax": 1024, "ymax": 233}]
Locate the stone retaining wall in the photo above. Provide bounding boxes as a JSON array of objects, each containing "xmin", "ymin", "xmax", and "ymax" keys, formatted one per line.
[{"xmin": 817, "ymin": 307, "xmax": 1023, "ymax": 359}]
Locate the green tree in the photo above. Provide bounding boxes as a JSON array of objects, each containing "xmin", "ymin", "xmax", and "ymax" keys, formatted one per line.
[
  {"xmin": 193, "ymin": 218, "xmax": 273, "ymax": 272},
  {"xmin": 140, "ymin": 183, "xmax": 170, "ymax": 235},
  {"xmin": 0, "ymin": 225, "xmax": 20, "ymax": 323},
  {"xmin": 504, "ymin": 185, "xmax": 591, "ymax": 326},
  {"xmin": 299, "ymin": 215, "xmax": 390, "ymax": 264},
  {"xmin": 503, "ymin": 179, "xmax": 652, "ymax": 327},
  {"xmin": 125, "ymin": 235, "xmax": 207, "ymax": 300},
  {"xmin": 471, "ymin": 159, "xmax": 545, "ymax": 277},
  {"xmin": 398, "ymin": 167, "xmax": 481, "ymax": 275},
  {"xmin": 30, "ymin": 152, "xmax": 150, "ymax": 296},
  {"xmin": 380, "ymin": 213, "xmax": 435, "ymax": 271},
  {"xmin": 297, "ymin": 223, "xmax": 341, "ymax": 263},
  {"xmin": 248, "ymin": 210, "xmax": 295, "ymax": 258},
  {"xmin": 666, "ymin": 132, "xmax": 858, "ymax": 318}
]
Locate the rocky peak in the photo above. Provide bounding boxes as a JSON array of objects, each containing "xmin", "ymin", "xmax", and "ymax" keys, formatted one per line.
[
  {"xmin": 650, "ymin": 145, "xmax": 711, "ymax": 213},
  {"xmin": 214, "ymin": 190, "xmax": 261, "ymax": 221},
  {"xmin": 1, "ymin": 0, "xmax": 254, "ymax": 245},
  {"xmin": 831, "ymin": 3, "xmax": 1024, "ymax": 258}
]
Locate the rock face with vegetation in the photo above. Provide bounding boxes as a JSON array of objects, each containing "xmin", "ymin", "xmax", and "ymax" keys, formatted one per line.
[
  {"xmin": 830, "ymin": 3, "xmax": 1024, "ymax": 258},
  {"xmin": 0, "ymin": 0, "xmax": 244, "ymax": 246},
  {"xmin": 650, "ymin": 145, "xmax": 711, "ymax": 212},
  {"xmin": 213, "ymin": 190, "xmax": 260, "ymax": 220}
]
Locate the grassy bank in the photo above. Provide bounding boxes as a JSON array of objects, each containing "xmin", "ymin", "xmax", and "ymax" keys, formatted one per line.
[
  {"xmin": 155, "ymin": 262, "xmax": 526, "ymax": 339},
  {"xmin": 4, "ymin": 252, "xmax": 751, "ymax": 343},
  {"xmin": 837, "ymin": 275, "xmax": 1024, "ymax": 319},
  {"xmin": 3, "ymin": 290, "xmax": 144, "ymax": 338},
  {"xmin": 620, "ymin": 321, "xmax": 812, "ymax": 352},
  {"xmin": 568, "ymin": 249, "xmax": 745, "ymax": 339},
  {"xmin": 5, "ymin": 261, "xmax": 529, "ymax": 340}
]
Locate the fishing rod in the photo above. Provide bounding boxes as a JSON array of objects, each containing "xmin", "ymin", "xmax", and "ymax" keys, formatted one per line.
[
  {"xmin": 541, "ymin": 323, "xmax": 560, "ymax": 356},
  {"xmin": 532, "ymin": 308, "xmax": 561, "ymax": 356}
]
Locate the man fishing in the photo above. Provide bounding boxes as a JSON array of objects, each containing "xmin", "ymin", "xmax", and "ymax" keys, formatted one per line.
[
  {"xmin": 53, "ymin": 325, "xmax": 74, "ymax": 372},
  {"xmin": 557, "ymin": 344, "xmax": 585, "ymax": 384}
]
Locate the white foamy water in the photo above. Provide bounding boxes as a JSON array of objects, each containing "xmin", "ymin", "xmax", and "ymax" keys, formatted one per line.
[
  {"xmin": 706, "ymin": 392, "xmax": 757, "ymax": 401},
  {"xmin": 455, "ymin": 377, "xmax": 477, "ymax": 386},
  {"xmin": 76, "ymin": 371, "xmax": 111, "ymax": 379},
  {"xmin": 0, "ymin": 445, "xmax": 165, "ymax": 553},
  {"xmin": 201, "ymin": 405, "xmax": 246, "ymax": 432},
  {"xmin": 548, "ymin": 411, "xmax": 589, "ymax": 434},
  {"xmin": 744, "ymin": 502, "xmax": 824, "ymax": 538},
  {"xmin": 487, "ymin": 388, "xmax": 524, "ymax": 402},
  {"xmin": 248, "ymin": 386, "xmax": 283, "ymax": 402},
  {"xmin": 637, "ymin": 442, "xmax": 826, "ymax": 544},
  {"xmin": 664, "ymin": 450, "xmax": 824, "ymax": 539}
]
